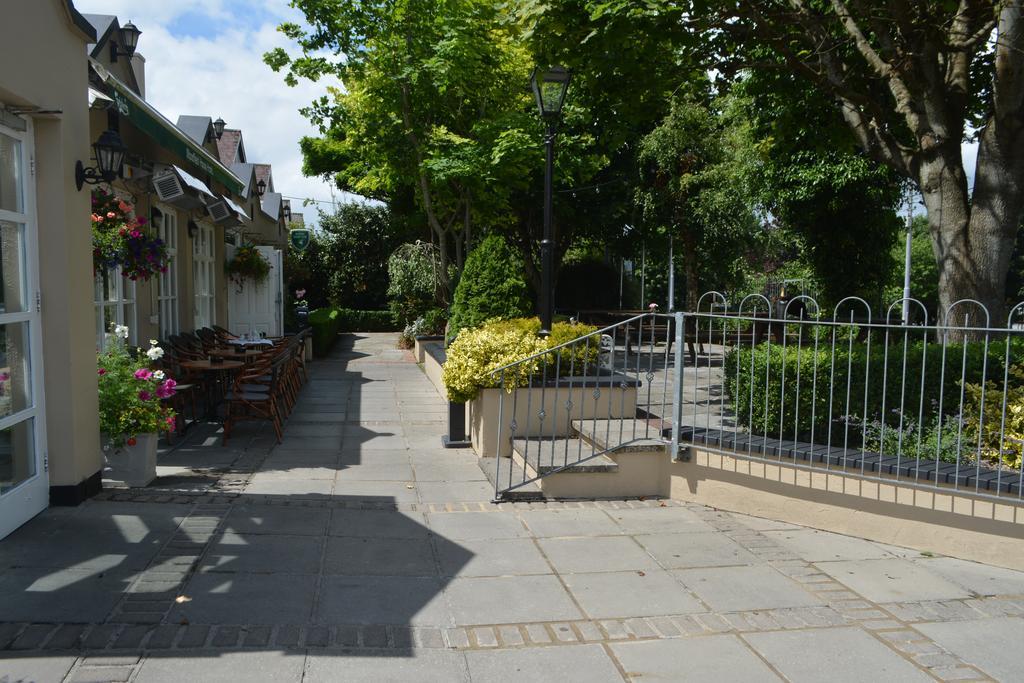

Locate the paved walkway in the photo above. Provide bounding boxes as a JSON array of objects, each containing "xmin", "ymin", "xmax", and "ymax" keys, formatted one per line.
[{"xmin": 2, "ymin": 334, "xmax": 1024, "ymax": 681}]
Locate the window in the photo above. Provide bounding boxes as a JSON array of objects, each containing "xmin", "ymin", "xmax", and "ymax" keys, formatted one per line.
[
  {"xmin": 193, "ymin": 222, "xmax": 215, "ymax": 329},
  {"xmin": 94, "ymin": 267, "xmax": 136, "ymax": 350},
  {"xmin": 154, "ymin": 206, "xmax": 178, "ymax": 337}
]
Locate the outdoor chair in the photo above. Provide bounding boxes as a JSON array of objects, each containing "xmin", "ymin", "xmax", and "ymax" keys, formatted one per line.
[{"xmin": 222, "ymin": 354, "xmax": 289, "ymax": 444}]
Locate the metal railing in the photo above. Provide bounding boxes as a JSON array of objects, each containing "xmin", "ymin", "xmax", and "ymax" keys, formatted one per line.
[
  {"xmin": 676, "ymin": 293, "xmax": 1024, "ymax": 503},
  {"xmin": 489, "ymin": 313, "xmax": 676, "ymax": 498}
]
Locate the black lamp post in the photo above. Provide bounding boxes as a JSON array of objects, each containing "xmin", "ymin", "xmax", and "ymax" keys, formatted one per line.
[
  {"xmin": 75, "ymin": 129, "xmax": 127, "ymax": 190},
  {"xmin": 255, "ymin": 178, "xmax": 267, "ymax": 198},
  {"xmin": 530, "ymin": 65, "xmax": 571, "ymax": 337},
  {"xmin": 110, "ymin": 21, "xmax": 141, "ymax": 62},
  {"xmin": 213, "ymin": 117, "xmax": 226, "ymax": 140}
]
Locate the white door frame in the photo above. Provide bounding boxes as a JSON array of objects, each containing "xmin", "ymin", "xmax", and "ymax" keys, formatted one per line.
[{"xmin": 0, "ymin": 117, "xmax": 50, "ymax": 539}]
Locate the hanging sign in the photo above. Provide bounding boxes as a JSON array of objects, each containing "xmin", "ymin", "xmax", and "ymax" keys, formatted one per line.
[{"xmin": 290, "ymin": 229, "xmax": 311, "ymax": 252}]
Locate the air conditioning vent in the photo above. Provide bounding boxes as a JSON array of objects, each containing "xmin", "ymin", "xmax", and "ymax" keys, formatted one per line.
[
  {"xmin": 206, "ymin": 199, "xmax": 231, "ymax": 223},
  {"xmin": 153, "ymin": 172, "xmax": 184, "ymax": 202}
]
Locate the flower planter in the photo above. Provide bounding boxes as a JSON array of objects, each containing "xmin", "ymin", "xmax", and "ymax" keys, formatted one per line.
[
  {"xmin": 103, "ymin": 432, "xmax": 158, "ymax": 488},
  {"xmin": 469, "ymin": 374, "xmax": 640, "ymax": 458}
]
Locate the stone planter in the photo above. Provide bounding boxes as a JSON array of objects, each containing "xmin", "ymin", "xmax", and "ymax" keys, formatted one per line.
[
  {"xmin": 469, "ymin": 374, "xmax": 639, "ymax": 458},
  {"xmin": 103, "ymin": 432, "xmax": 158, "ymax": 488}
]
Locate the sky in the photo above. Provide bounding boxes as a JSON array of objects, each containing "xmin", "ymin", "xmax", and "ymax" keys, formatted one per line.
[{"xmin": 77, "ymin": 0, "xmax": 352, "ymax": 228}]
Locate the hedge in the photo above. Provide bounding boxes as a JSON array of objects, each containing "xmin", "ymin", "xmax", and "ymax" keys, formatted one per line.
[
  {"xmin": 724, "ymin": 338, "xmax": 1020, "ymax": 443},
  {"xmin": 308, "ymin": 308, "xmax": 401, "ymax": 356}
]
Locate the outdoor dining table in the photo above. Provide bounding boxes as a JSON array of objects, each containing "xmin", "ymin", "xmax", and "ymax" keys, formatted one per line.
[
  {"xmin": 208, "ymin": 347, "xmax": 265, "ymax": 363},
  {"xmin": 180, "ymin": 359, "xmax": 246, "ymax": 419}
]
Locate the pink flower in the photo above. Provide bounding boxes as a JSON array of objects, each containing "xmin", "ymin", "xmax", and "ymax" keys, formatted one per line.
[
  {"xmin": 106, "ymin": 211, "xmax": 116, "ymax": 219},
  {"xmin": 165, "ymin": 416, "xmax": 176, "ymax": 427},
  {"xmin": 155, "ymin": 378, "xmax": 177, "ymax": 399},
  {"xmin": 134, "ymin": 368, "xmax": 152, "ymax": 380},
  {"xmin": 98, "ymin": 368, "xmax": 106, "ymax": 375},
  {"xmin": 138, "ymin": 390, "xmax": 152, "ymax": 401}
]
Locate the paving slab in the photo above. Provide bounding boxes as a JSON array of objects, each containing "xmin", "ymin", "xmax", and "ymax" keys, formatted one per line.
[
  {"xmin": 304, "ymin": 648, "xmax": 470, "ymax": 682},
  {"xmin": 538, "ymin": 536, "xmax": 659, "ymax": 574},
  {"xmin": 425, "ymin": 512, "xmax": 529, "ymax": 540},
  {"xmin": 316, "ymin": 576, "xmax": 451, "ymax": 626},
  {"xmin": 0, "ymin": 567, "xmax": 134, "ymax": 622},
  {"xmin": 170, "ymin": 572, "xmax": 316, "ymax": 624},
  {"xmin": 339, "ymin": 449, "xmax": 412, "ymax": 466},
  {"xmin": 916, "ymin": 616, "xmax": 1024, "ymax": 681},
  {"xmin": 200, "ymin": 532, "xmax": 323, "ymax": 574},
  {"xmin": 517, "ymin": 509, "xmax": 622, "ymax": 538},
  {"xmin": 911, "ymin": 556, "xmax": 1024, "ymax": 597},
  {"xmin": 435, "ymin": 538, "xmax": 550, "ymax": 578},
  {"xmin": 223, "ymin": 505, "xmax": 331, "ymax": 537},
  {"xmin": 334, "ymin": 463, "xmax": 414, "ymax": 482},
  {"xmin": 243, "ymin": 477, "xmax": 334, "ymax": 497},
  {"xmin": 0, "ymin": 654, "xmax": 78, "ymax": 682},
  {"xmin": 329, "ymin": 509, "xmax": 429, "ymax": 539},
  {"xmin": 675, "ymin": 565, "xmax": 823, "ymax": 612},
  {"xmin": 134, "ymin": 650, "xmax": 306, "ymax": 683},
  {"xmin": 603, "ymin": 506, "xmax": 716, "ymax": 534},
  {"xmin": 324, "ymin": 537, "xmax": 437, "ymax": 576},
  {"xmin": 762, "ymin": 529, "xmax": 897, "ymax": 562},
  {"xmin": 816, "ymin": 558, "xmax": 972, "ymax": 603},
  {"xmin": 635, "ymin": 531, "xmax": 760, "ymax": 569},
  {"xmin": 413, "ymin": 462, "xmax": 488, "ymax": 482},
  {"xmin": 465, "ymin": 643, "xmax": 622, "ymax": 683},
  {"xmin": 563, "ymin": 569, "xmax": 705, "ymax": 619},
  {"xmin": 415, "ymin": 481, "xmax": 494, "ymax": 504},
  {"xmin": 744, "ymin": 627, "xmax": 932, "ymax": 682},
  {"xmin": 445, "ymin": 575, "xmax": 582, "ymax": 625},
  {"xmin": 331, "ymin": 481, "xmax": 419, "ymax": 503},
  {"xmin": 611, "ymin": 635, "xmax": 780, "ymax": 681}
]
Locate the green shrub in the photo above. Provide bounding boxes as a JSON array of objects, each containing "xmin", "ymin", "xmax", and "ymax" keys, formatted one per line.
[
  {"xmin": 398, "ymin": 307, "xmax": 448, "ymax": 349},
  {"xmin": 334, "ymin": 309, "xmax": 399, "ymax": 332},
  {"xmin": 442, "ymin": 318, "xmax": 600, "ymax": 402},
  {"xmin": 308, "ymin": 308, "xmax": 341, "ymax": 356},
  {"xmin": 724, "ymin": 337, "xmax": 1017, "ymax": 444},
  {"xmin": 448, "ymin": 235, "xmax": 532, "ymax": 338}
]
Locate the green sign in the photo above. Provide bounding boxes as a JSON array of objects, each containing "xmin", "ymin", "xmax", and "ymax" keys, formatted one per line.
[{"xmin": 290, "ymin": 229, "xmax": 311, "ymax": 252}]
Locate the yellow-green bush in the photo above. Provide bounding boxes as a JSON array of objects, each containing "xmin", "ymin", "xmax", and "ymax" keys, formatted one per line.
[
  {"xmin": 442, "ymin": 318, "xmax": 600, "ymax": 403},
  {"xmin": 964, "ymin": 364, "xmax": 1024, "ymax": 468}
]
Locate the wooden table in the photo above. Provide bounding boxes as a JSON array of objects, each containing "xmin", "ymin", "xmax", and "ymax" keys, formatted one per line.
[
  {"xmin": 208, "ymin": 348, "xmax": 265, "ymax": 362},
  {"xmin": 180, "ymin": 359, "xmax": 246, "ymax": 419}
]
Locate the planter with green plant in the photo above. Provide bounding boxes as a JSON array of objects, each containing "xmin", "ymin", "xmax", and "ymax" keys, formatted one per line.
[{"xmin": 225, "ymin": 244, "xmax": 271, "ymax": 292}]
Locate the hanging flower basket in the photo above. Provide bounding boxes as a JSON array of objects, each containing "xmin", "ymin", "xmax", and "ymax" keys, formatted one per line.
[
  {"xmin": 225, "ymin": 244, "xmax": 271, "ymax": 291},
  {"xmin": 91, "ymin": 189, "xmax": 169, "ymax": 281}
]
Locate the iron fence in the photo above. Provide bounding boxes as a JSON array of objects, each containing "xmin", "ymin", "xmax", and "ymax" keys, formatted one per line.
[{"xmin": 676, "ymin": 293, "xmax": 1024, "ymax": 503}]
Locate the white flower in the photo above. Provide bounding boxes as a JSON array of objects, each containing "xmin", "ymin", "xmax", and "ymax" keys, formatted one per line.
[
  {"xmin": 149, "ymin": 339, "xmax": 158, "ymax": 346},
  {"xmin": 152, "ymin": 370, "xmax": 165, "ymax": 380},
  {"xmin": 146, "ymin": 346, "xmax": 164, "ymax": 361},
  {"xmin": 113, "ymin": 324, "xmax": 129, "ymax": 339}
]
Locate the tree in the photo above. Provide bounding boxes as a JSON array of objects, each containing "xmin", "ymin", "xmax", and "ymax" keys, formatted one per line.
[
  {"xmin": 635, "ymin": 96, "xmax": 759, "ymax": 309},
  {"xmin": 584, "ymin": 1, "xmax": 1024, "ymax": 319},
  {"xmin": 448, "ymin": 235, "xmax": 533, "ymax": 336},
  {"xmin": 266, "ymin": 0, "xmax": 531, "ymax": 299},
  {"xmin": 317, "ymin": 202, "xmax": 410, "ymax": 310}
]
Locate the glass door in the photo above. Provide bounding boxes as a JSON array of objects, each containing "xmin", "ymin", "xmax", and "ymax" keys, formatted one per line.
[{"xmin": 0, "ymin": 118, "xmax": 48, "ymax": 539}]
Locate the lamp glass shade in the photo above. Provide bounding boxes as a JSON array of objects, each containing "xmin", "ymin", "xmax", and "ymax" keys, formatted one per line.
[
  {"xmin": 213, "ymin": 117, "xmax": 226, "ymax": 140},
  {"xmin": 531, "ymin": 66, "xmax": 571, "ymax": 118},
  {"xmin": 119, "ymin": 22, "xmax": 141, "ymax": 56},
  {"xmin": 93, "ymin": 129, "xmax": 126, "ymax": 180},
  {"xmin": 256, "ymin": 179, "xmax": 267, "ymax": 197}
]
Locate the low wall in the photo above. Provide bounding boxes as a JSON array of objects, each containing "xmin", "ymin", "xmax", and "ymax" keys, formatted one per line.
[
  {"xmin": 414, "ymin": 336, "xmax": 444, "ymax": 365},
  {"xmin": 419, "ymin": 340, "xmax": 448, "ymax": 399},
  {"xmin": 470, "ymin": 378, "xmax": 639, "ymax": 458},
  {"xmin": 666, "ymin": 448, "xmax": 1024, "ymax": 571}
]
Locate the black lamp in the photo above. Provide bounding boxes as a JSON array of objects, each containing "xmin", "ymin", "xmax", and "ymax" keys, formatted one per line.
[
  {"xmin": 530, "ymin": 65, "xmax": 572, "ymax": 120},
  {"xmin": 187, "ymin": 220, "xmax": 198, "ymax": 239},
  {"xmin": 110, "ymin": 21, "xmax": 141, "ymax": 62},
  {"xmin": 283, "ymin": 203, "xmax": 291, "ymax": 223},
  {"xmin": 213, "ymin": 117, "xmax": 226, "ymax": 140},
  {"xmin": 530, "ymin": 65, "xmax": 571, "ymax": 337},
  {"xmin": 75, "ymin": 129, "xmax": 127, "ymax": 190},
  {"xmin": 255, "ymin": 178, "xmax": 267, "ymax": 198}
]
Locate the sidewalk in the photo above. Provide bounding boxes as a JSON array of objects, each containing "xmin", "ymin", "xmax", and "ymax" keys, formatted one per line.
[{"xmin": 1, "ymin": 333, "xmax": 1022, "ymax": 682}]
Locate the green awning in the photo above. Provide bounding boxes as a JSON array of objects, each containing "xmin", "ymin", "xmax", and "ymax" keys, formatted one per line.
[{"xmin": 90, "ymin": 61, "xmax": 243, "ymax": 194}]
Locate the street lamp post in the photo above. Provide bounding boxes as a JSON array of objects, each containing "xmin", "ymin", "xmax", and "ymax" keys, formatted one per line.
[{"xmin": 530, "ymin": 66, "xmax": 571, "ymax": 337}]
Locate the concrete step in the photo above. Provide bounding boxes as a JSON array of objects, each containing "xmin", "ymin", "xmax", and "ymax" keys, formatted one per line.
[
  {"xmin": 510, "ymin": 437, "xmax": 618, "ymax": 478},
  {"xmin": 477, "ymin": 456, "xmax": 544, "ymax": 501},
  {"xmin": 571, "ymin": 419, "xmax": 668, "ymax": 454}
]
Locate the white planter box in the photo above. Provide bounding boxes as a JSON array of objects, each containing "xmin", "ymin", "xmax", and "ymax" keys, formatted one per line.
[
  {"xmin": 103, "ymin": 432, "xmax": 158, "ymax": 488},
  {"xmin": 469, "ymin": 378, "xmax": 638, "ymax": 458}
]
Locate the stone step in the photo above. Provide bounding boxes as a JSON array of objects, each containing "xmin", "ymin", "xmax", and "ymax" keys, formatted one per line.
[
  {"xmin": 477, "ymin": 456, "xmax": 544, "ymax": 501},
  {"xmin": 571, "ymin": 420, "xmax": 668, "ymax": 454},
  {"xmin": 510, "ymin": 437, "xmax": 619, "ymax": 478}
]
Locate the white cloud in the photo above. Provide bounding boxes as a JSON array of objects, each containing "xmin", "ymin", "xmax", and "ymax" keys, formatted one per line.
[{"xmin": 77, "ymin": 1, "xmax": 355, "ymax": 228}]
